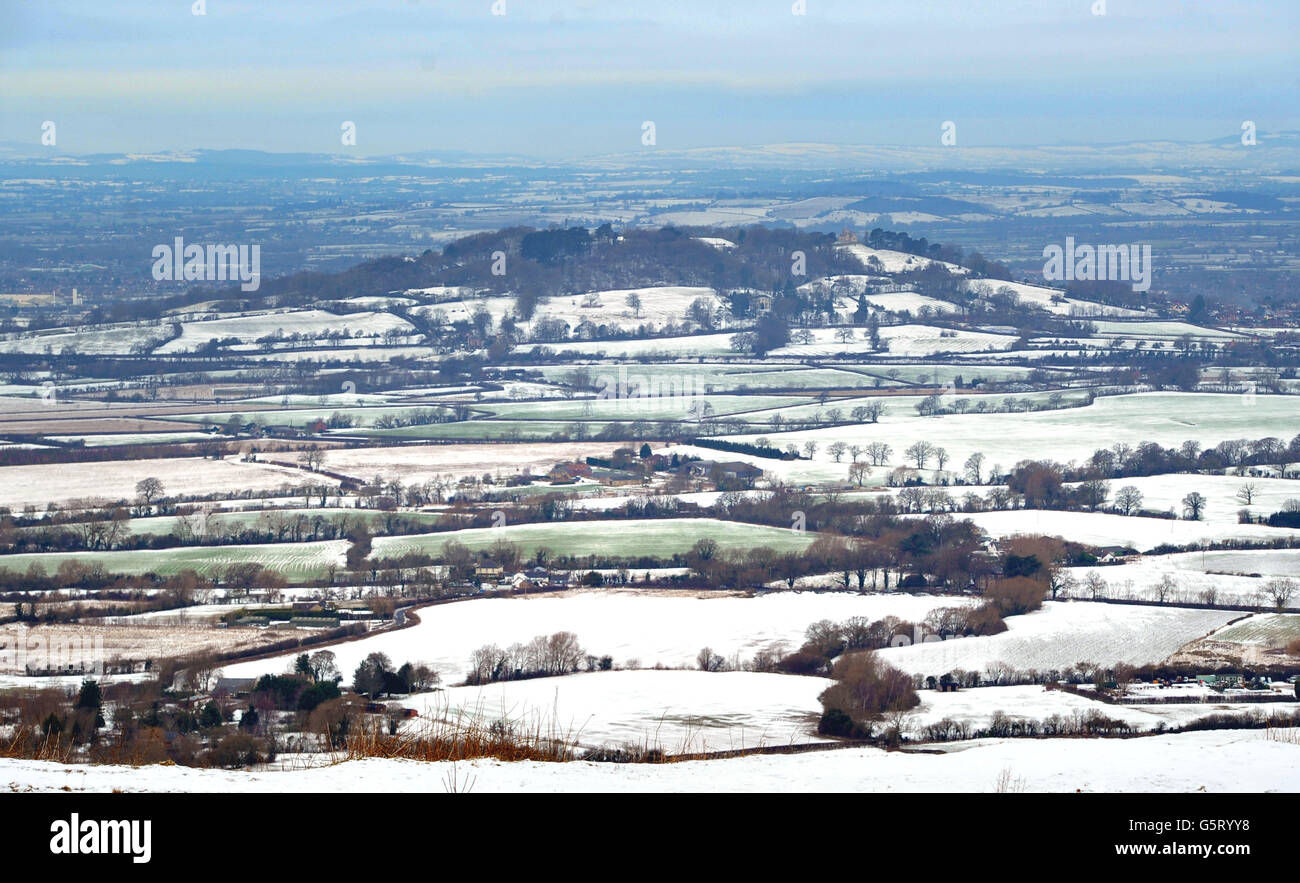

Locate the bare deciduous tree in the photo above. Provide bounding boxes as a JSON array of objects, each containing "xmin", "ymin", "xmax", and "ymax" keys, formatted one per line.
[
  {"xmin": 1265, "ymin": 578, "xmax": 1296, "ymax": 610},
  {"xmin": 1114, "ymin": 485, "xmax": 1144, "ymax": 516}
]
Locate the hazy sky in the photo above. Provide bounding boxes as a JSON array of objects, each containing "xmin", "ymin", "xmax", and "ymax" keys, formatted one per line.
[{"xmin": 1, "ymin": 0, "xmax": 1296, "ymax": 157}]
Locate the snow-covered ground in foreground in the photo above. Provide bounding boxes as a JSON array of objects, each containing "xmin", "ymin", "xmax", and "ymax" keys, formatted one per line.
[
  {"xmin": 3, "ymin": 729, "xmax": 1295, "ymax": 792},
  {"xmin": 879, "ymin": 601, "xmax": 1236, "ymax": 677},
  {"xmin": 963, "ymin": 509, "xmax": 1300, "ymax": 550},
  {"xmin": 222, "ymin": 590, "xmax": 976, "ymax": 686},
  {"xmin": 404, "ymin": 670, "xmax": 827, "ymax": 753}
]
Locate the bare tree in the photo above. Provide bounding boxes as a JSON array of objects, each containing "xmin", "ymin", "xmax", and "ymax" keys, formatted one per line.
[
  {"xmin": 828, "ymin": 441, "xmax": 848, "ymax": 462},
  {"xmin": 298, "ymin": 446, "xmax": 325, "ymax": 472},
  {"xmin": 850, "ymin": 401, "xmax": 883, "ymax": 424},
  {"xmin": 904, "ymin": 440, "xmax": 936, "ymax": 469},
  {"xmin": 1155, "ymin": 574, "xmax": 1178, "ymax": 604},
  {"xmin": 1236, "ymin": 482, "xmax": 1258, "ymax": 506},
  {"xmin": 696, "ymin": 647, "xmax": 725, "ymax": 672},
  {"xmin": 135, "ymin": 477, "xmax": 164, "ymax": 508},
  {"xmin": 1265, "ymin": 578, "xmax": 1296, "ymax": 610},
  {"xmin": 963, "ymin": 452, "xmax": 985, "ymax": 485},
  {"xmin": 1181, "ymin": 492, "xmax": 1207, "ymax": 521},
  {"xmin": 1114, "ymin": 485, "xmax": 1144, "ymax": 516},
  {"xmin": 865, "ymin": 441, "xmax": 893, "ymax": 466},
  {"xmin": 1083, "ymin": 572, "xmax": 1107, "ymax": 600},
  {"xmin": 1078, "ymin": 478, "xmax": 1111, "ymax": 511}
]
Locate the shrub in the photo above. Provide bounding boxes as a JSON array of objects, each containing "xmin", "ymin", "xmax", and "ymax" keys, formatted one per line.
[
  {"xmin": 985, "ymin": 577, "xmax": 1046, "ymax": 616},
  {"xmin": 776, "ymin": 649, "xmax": 831, "ymax": 676},
  {"xmin": 962, "ymin": 603, "xmax": 1008, "ymax": 636},
  {"xmin": 817, "ymin": 707, "xmax": 870, "ymax": 739},
  {"xmin": 818, "ymin": 651, "xmax": 919, "ymax": 733},
  {"xmin": 208, "ymin": 732, "xmax": 263, "ymax": 769}
]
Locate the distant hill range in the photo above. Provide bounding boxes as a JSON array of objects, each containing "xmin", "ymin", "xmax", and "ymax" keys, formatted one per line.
[{"xmin": 3, "ymin": 132, "xmax": 1298, "ymax": 175}]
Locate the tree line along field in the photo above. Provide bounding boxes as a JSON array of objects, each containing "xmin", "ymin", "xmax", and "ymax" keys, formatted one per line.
[
  {"xmin": 732, "ymin": 391, "xmax": 1300, "ymax": 475},
  {"xmin": 0, "ymin": 519, "xmax": 821, "ymax": 583}
]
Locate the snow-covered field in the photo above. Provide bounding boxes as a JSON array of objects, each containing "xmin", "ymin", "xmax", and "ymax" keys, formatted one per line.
[
  {"xmin": 156, "ymin": 310, "xmax": 416, "ymax": 354},
  {"xmin": 370, "ymin": 517, "xmax": 818, "ymax": 561},
  {"xmin": 738, "ymin": 392, "xmax": 1300, "ymax": 475},
  {"xmin": 0, "ymin": 622, "xmax": 281, "ymax": 675},
  {"xmin": 0, "ymin": 455, "xmax": 338, "ymax": 510},
  {"xmin": 879, "ymin": 601, "xmax": 1236, "ymax": 677},
  {"xmin": 516, "ymin": 332, "xmax": 736, "ymax": 358},
  {"xmin": 316, "ymin": 441, "xmax": 609, "ymax": 485},
  {"xmin": 4, "ymin": 729, "xmax": 1294, "ymax": 792},
  {"xmin": 1209, "ymin": 613, "xmax": 1300, "ymax": 647},
  {"xmin": 416, "ymin": 287, "xmax": 724, "ymax": 336},
  {"xmin": 858, "ymin": 292, "xmax": 961, "ymax": 316},
  {"xmin": 1068, "ymin": 551, "xmax": 1300, "ymax": 607},
  {"xmin": 405, "ymin": 669, "xmax": 827, "ymax": 753},
  {"xmin": 223, "ymin": 589, "xmax": 976, "ymax": 686},
  {"xmin": 962, "ymin": 509, "xmax": 1300, "ymax": 551},
  {"xmin": 907, "ymin": 684, "xmax": 1300, "ymax": 736},
  {"xmin": 0, "ymin": 323, "xmax": 172, "ymax": 355},
  {"xmin": 485, "ymin": 393, "xmax": 809, "ymax": 421},
  {"xmin": 43, "ymin": 431, "xmax": 216, "ymax": 447},
  {"xmin": 967, "ymin": 280, "xmax": 1149, "ymax": 318},
  {"xmin": 558, "ymin": 286, "xmax": 722, "ymax": 331},
  {"xmin": 772, "ymin": 324, "xmax": 1017, "ymax": 358},
  {"xmin": 1082, "ymin": 473, "xmax": 1300, "ymax": 526},
  {"xmin": 1166, "ymin": 548, "xmax": 1300, "ymax": 577},
  {"xmin": 838, "ymin": 243, "xmax": 966, "ymax": 275},
  {"xmin": 1091, "ymin": 320, "xmax": 1245, "ymax": 341}
]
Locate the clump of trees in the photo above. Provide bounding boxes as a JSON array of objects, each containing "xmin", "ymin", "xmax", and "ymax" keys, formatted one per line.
[
  {"xmin": 465, "ymin": 631, "xmax": 588, "ymax": 685},
  {"xmin": 351, "ymin": 652, "xmax": 440, "ymax": 699},
  {"xmin": 817, "ymin": 651, "xmax": 919, "ymax": 742}
]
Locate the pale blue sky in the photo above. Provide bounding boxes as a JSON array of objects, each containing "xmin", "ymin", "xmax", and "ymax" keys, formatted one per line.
[{"xmin": 1, "ymin": 0, "xmax": 1295, "ymax": 156}]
